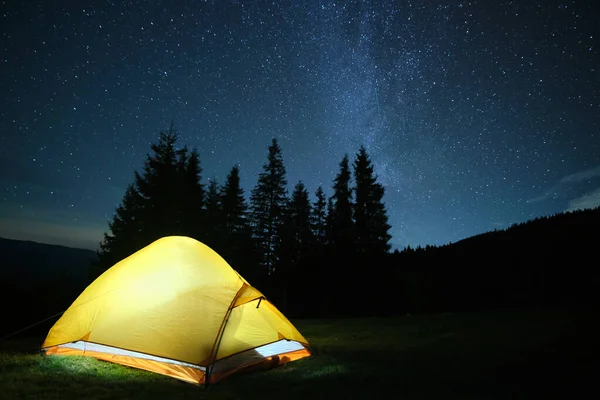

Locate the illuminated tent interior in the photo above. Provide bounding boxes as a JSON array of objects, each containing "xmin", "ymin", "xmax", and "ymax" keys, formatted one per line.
[{"xmin": 41, "ymin": 236, "xmax": 311, "ymax": 385}]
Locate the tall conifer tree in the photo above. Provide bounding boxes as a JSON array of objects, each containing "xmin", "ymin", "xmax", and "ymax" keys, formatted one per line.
[
  {"xmin": 220, "ymin": 165, "xmax": 247, "ymax": 238},
  {"xmin": 330, "ymin": 154, "xmax": 355, "ymax": 253},
  {"xmin": 311, "ymin": 186, "xmax": 327, "ymax": 246},
  {"xmin": 279, "ymin": 181, "xmax": 313, "ymax": 271},
  {"xmin": 180, "ymin": 148, "xmax": 205, "ymax": 239},
  {"xmin": 219, "ymin": 165, "xmax": 256, "ymax": 278},
  {"xmin": 96, "ymin": 184, "xmax": 145, "ymax": 272},
  {"xmin": 249, "ymin": 138, "xmax": 288, "ymax": 276},
  {"xmin": 96, "ymin": 124, "xmax": 204, "ymax": 273},
  {"xmin": 325, "ymin": 154, "xmax": 355, "ymax": 315},
  {"xmin": 353, "ymin": 146, "xmax": 392, "ymax": 256},
  {"xmin": 204, "ymin": 178, "xmax": 222, "ymax": 251},
  {"xmin": 352, "ymin": 146, "xmax": 392, "ymax": 315},
  {"xmin": 276, "ymin": 181, "xmax": 313, "ymax": 313}
]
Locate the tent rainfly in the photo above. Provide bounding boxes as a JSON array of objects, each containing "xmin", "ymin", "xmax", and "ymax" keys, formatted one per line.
[{"xmin": 41, "ymin": 236, "xmax": 311, "ymax": 385}]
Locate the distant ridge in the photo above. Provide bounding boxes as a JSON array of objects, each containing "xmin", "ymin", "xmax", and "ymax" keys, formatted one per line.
[
  {"xmin": 0, "ymin": 236, "xmax": 98, "ymax": 252},
  {"xmin": 0, "ymin": 237, "xmax": 98, "ymax": 337},
  {"xmin": 390, "ymin": 206, "xmax": 600, "ymax": 313},
  {"xmin": 0, "ymin": 237, "xmax": 97, "ymax": 289}
]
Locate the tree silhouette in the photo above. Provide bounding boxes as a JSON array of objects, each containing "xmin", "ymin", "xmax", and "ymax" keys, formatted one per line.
[
  {"xmin": 325, "ymin": 154, "xmax": 355, "ymax": 315},
  {"xmin": 180, "ymin": 148, "xmax": 205, "ymax": 240},
  {"xmin": 203, "ymin": 178, "xmax": 222, "ymax": 251},
  {"xmin": 351, "ymin": 146, "xmax": 393, "ymax": 315},
  {"xmin": 95, "ymin": 124, "xmax": 204, "ymax": 273},
  {"xmin": 311, "ymin": 185, "xmax": 327, "ymax": 246},
  {"xmin": 302, "ymin": 185, "xmax": 329, "ymax": 317},
  {"xmin": 330, "ymin": 154, "xmax": 355, "ymax": 255},
  {"xmin": 249, "ymin": 138, "xmax": 288, "ymax": 277},
  {"xmin": 95, "ymin": 183, "xmax": 145, "ymax": 272},
  {"xmin": 277, "ymin": 181, "xmax": 314, "ymax": 313},
  {"xmin": 135, "ymin": 125, "xmax": 185, "ymax": 238},
  {"xmin": 219, "ymin": 165, "xmax": 257, "ymax": 280},
  {"xmin": 353, "ymin": 145, "xmax": 391, "ymax": 256}
]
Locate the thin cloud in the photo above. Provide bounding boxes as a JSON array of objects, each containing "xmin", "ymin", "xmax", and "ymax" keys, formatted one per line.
[
  {"xmin": 528, "ymin": 165, "xmax": 600, "ymax": 203},
  {"xmin": 560, "ymin": 165, "xmax": 600, "ymax": 183},
  {"xmin": 565, "ymin": 187, "xmax": 600, "ymax": 212}
]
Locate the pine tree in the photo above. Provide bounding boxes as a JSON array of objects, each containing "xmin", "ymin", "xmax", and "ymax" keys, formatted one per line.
[
  {"xmin": 323, "ymin": 154, "xmax": 356, "ymax": 316},
  {"xmin": 353, "ymin": 145, "xmax": 392, "ymax": 256},
  {"xmin": 330, "ymin": 154, "xmax": 355, "ymax": 253},
  {"xmin": 219, "ymin": 165, "xmax": 256, "ymax": 278},
  {"xmin": 311, "ymin": 185, "xmax": 327, "ymax": 246},
  {"xmin": 280, "ymin": 181, "xmax": 314, "ymax": 270},
  {"xmin": 95, "ymin": 183, "xmax": 145, "ymax": 273},
  {"xmin": 277, "ymin": 181, "xmax": 314, "ymax": 314},
  {"xmin": 134, "ymin": 125, "xmax": 179, "ymax": 237},
  {"xmin": 220, "ymin": 165, "xmax": 246, "ymax": 237},
  {"xmin": 180, "ymin": 148, "xmax": 205, "ymax": 239},
  {"xmin": 249, "ymin": 138, "xmax": 288, "ymax": 276},
  {"xmin": 325, "ymin": 196, "xmax": 335, "ymax": 246},
  {"xmin": 304, "ymin": 185, "xmax": 329, "ymax": 317},
  {"xmin": 352, "ymin": 146, "xmax": 393, "ymax": 316},
  {"xmin": 95, "ymin": 124, "xmax": 204, "ymax": 274},
  {"xmin": 204, "ymin": 178, "xmax": 222, "ymax": 251}
]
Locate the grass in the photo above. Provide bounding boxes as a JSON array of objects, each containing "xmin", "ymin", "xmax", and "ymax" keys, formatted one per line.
[{"xmin": 1, "ymin": 308, "xmax": 598, "ymax": 399}]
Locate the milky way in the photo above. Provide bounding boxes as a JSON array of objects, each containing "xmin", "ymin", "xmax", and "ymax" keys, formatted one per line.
[{"xmin": 1, "ymin": 0, "xmax": 598, "ymax": 250}]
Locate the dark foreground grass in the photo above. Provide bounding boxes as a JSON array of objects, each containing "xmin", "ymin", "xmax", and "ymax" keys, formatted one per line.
[{"xmin": 1, "ymin": 308, "xmax": 598, "ymax": 399}]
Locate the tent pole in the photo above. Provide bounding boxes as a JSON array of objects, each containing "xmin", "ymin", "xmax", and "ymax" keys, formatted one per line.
[
  {"xmin": 204, "ymin": 284, "xmax": 246, "ymax": 388},
  {"xmin": 205, "ymin": 305, "xmax": 234, "ymax": 388}
]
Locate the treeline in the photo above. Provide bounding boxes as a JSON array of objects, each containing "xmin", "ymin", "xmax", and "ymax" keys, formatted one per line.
[
  {"xmin": 93, "ymin": 125, "xmax": 599, "ymax": 319},
  {"xmin": 390, "ymin": 206, "xmax": 600, "ymax": 314},
  {"xmin": 94, "ymin": 125, "xmax": 393, "ymax": 318}
]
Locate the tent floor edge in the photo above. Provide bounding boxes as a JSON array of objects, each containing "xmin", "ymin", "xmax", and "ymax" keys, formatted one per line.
[
  {"xmin": 208, "ymin": 347, "xmax": 312, "ymax": 384},
  {"xmin": 44, "ymin": 345, "xmax": 206, "ymax": 384}
]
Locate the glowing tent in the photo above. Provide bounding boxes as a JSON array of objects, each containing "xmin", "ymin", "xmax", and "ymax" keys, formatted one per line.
[{"xmin": 41, "ymin": 236, "xmax": 311, "ymax": 385}]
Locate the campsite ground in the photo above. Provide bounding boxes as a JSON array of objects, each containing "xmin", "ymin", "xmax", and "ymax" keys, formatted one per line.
[{"xmin": 0, "ymin": 308, "xmax": 597, "ymax": 399}]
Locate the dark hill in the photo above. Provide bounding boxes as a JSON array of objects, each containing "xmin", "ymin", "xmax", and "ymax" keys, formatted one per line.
[
  {"xmin": 390, "ymin": 206, "xmax": 600, "ymax": 314},
  {"xmin": 0, "ymin": 238, "xmax": 97, "ymax": 338}
]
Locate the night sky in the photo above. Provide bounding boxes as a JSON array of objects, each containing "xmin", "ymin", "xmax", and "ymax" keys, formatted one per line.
[{"xmin": 1, "ymin": 1, "xmax": 598, "ymax": 251}]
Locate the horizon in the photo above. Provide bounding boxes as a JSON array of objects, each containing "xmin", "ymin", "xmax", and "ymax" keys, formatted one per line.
[
  {"xmin": 3, "ymin": 204, "xmax": 599, "ymax": 253},
  {"xmin": 1, "ymin": 1, "xmax": 599, "ymax": 251}
]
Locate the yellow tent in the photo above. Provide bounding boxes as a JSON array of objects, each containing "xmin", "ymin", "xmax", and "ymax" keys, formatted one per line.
[{"xmin": 41, "ymin": 236, "xmax": 311, "ymax": 385}]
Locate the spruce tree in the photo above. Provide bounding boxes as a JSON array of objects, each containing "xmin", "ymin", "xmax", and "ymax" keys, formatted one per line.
[
  {"xmin": 325, "ymin": 196, "xmax": 335, "ymax": 246},
  {"xmin": 134, "ymin": 125, "xmax": 180, "ymax": 238},
  {"xmin": 304, "ymin": 185, "xmax": 328, "ymax": 317},
  {"xmin": 204, "ymin": 178, "xmax": 222, "ymax": 251},
  {"xmin": 280, "ymin": 181, "xmax": 313, "ymax": 270},
  {"xmin": 311, "ymin": 185, "xmax": 327, "ymax": 246},
  {"xmin": 95, "ymin": 183, "xmax": 145, "ymax": 273},
  {"xmin": 95, "ymin": 124, "xmax": 204, "ymax": 274},
  {"xmin": 219, "ymin": 165, "xmax": 256, "ymax": 277},
  {"xmin": 180, "ymin": 148, "xmax": 205, "ymax": 239},
  {"xmin": 353, "ymin": 145, "xmax": 392, "ymax": 256},
  {"xmin": 220, "ymin": 165, "xmax": 247, "ymax": 238},
  {"xmin": 325, "ymin": 154, "xmax": 356, "ymax": 316},
  {"xmin": 249, "ymin": 138, "xmax": 288, "ymax": 276},
  {"xmin": 330, "ymin": 154, "xmax": 355, "ymax": 253},
  {"xmin": 277, "ymin": 181, "xmax": 314, "ymax": 314},
  {"xmin": 352, "ymin": 146, "xmax": 393, "ymax": 316}
]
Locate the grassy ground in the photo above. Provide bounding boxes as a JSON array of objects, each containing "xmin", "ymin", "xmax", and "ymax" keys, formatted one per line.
[{"xmin": 1, "ymin": 308, "xmax": 597, "ymax": 399}]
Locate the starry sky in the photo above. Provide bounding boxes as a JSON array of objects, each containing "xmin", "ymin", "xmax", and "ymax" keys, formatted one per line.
[{"xmin": 1, "ymin": 0, "xmax": 598, "ymax": 251}]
